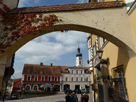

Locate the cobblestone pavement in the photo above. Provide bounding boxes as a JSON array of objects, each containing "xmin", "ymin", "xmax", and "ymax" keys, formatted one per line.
[{"xmin": 4, "ymin": 92, "xmax": 93, "ymax": 102}]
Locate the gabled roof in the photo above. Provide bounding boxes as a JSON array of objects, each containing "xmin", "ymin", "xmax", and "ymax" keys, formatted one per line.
[
  {"xmin": 22, "ymin": 64, "xmax": 61, "ymax": 75},
  {"xmin": 22, "ymin": 64, "xmax": 91, "ymax": 75},
  {"xmin": 10, "ymin": 1, "xmax": 125, "ymax": 14}
]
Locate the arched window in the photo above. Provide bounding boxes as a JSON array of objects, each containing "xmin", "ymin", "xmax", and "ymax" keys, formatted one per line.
[
  {"xmin": 33, "ymin": 85, "xmax": 38, "ymax": 91},
  {"xmin": 25, "ymin": 85, "xmax": 30, "ymax": 91}
]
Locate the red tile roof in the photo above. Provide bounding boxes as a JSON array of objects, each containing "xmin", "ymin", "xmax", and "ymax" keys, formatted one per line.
[
  {"xmin": 10, "ymin": 1, "xmax": 125, "ymax": 14},
  {"xmin": 22, "ymin": 64, "xmax": 62, "ymax": 75},
  {"xmin": 22, "ymin": 64, "xmax": 91, "ymax": 75}
]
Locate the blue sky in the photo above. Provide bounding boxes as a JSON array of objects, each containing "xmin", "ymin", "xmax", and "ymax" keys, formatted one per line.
[{"xmin": 11, "ymin": 0, "xmax": 90, "ymax": 79}]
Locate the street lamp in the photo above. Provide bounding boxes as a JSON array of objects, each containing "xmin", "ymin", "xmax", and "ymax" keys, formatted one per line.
[{"xmin": 96, "ymin": 49, "xmax": 103, "ymax": 59}]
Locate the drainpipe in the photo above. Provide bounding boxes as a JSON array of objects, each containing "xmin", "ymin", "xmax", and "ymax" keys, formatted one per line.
[{"xmin": 92, "ymin": 44, "xmax": 96, "ymax": 102}]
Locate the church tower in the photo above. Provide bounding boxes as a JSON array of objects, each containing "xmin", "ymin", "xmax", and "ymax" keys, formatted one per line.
[{"xmin": 76, "ymin": 45, "xmax": 83, "ymax": 67}]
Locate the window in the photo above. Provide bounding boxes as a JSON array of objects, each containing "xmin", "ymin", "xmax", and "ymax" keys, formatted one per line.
[
  {"xmin": 79, "ymin": 61, "xmax": 81, "ymax": 65},
  {"xmin": 33, "ymin": 86, "xmax": 38, "ymax": 91},
  {"xmin": 76, "ymin": 77, "xmax": 78, "ymax": 81},
  {"xmin": 35, "ymin": 76, "xmax": 37, "ymax": 81},
  {"xmin": 72, "ymin": 77, "xmax": 73, "ymax": 81},
  {"xmin": 41, "ymin": 76, "xmax": 44, "ymax": 81},
  {"xmin": 25, "ymin": 85, "xmax": 30, "ymax": 91},
  {"xmin": 18, "ymin": 84, "xmax": 21, "ymax": 88},
  {"xmin": 76, "ymin": 70, "xmax": 78, "ymax": 74},
  {"xmin": 27, "ymin": 76, "xmax": 31, "ymax": 81},
  {"xmin": 55, "ymin": 77, "xmax": 57, "ymax": 81},
  {"xmin": 66, "ymin": 77, "xmax": 68, "ymax": 81},
  {"xmin": 48, "ymin": 77, "xmax": 51, "ymax": 81},
  {"xmin": 81, "ymin": 70, "xmax": 83, "ymax": 74},
  {"xmin": 72, "ymin": 70, "xmax": 74, "ymax": 74},
  {"xmin": 65, "ymin": 69, "xmax": 68, "ymax": 73},
  {"xmin": 81, "ymin": 77, "xmax": 83, "ymax": 81},
  {"xmin": 116, "ymin": 69, "xmax": 128, "ymax": 101},
  {"xmin": 86, "ymin": 70, "xmax": 88, "ymax": 73},
  {"xmin": 86, "ymin": 77, "xmax": 88, "ymax": 81},
  {"xmin": 79, "ymin": 57, "xmax": 82, "ymax": 60}
]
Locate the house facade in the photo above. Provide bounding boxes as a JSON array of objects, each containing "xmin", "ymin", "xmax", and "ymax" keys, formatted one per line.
[
  {"xmin": 22, "ymin": 63, "xmax": 62, "ymax": 91},
  {"xmin": 60, "ymin": 66, "xmax": 91, "ymax": 91}
]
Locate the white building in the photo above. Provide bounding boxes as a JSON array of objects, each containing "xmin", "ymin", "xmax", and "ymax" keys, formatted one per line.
[{"xmin": 60, "ymin": 46, "xmax": 91, "ymax": 92}]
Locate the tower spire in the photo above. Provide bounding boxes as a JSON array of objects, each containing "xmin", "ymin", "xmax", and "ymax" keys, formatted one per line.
[{"xmin": 76, "ymin": 45, "xmax": 83, "ymax": 67}]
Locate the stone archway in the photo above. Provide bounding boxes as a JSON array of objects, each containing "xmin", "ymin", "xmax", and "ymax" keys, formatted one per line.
[{"xmin": 0, "ymin": 1, "xmax": 136, "ymax": 91}]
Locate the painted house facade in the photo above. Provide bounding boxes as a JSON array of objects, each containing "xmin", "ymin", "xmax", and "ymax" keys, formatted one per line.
[{"xmin": 22, "ymin": 63, "xmax": 62, "ymax": 91}]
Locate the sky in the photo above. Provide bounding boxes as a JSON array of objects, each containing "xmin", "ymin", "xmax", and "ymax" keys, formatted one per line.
[{"xmin": 11, "ymin": 0, "xmax": 90, "ymax": 79}]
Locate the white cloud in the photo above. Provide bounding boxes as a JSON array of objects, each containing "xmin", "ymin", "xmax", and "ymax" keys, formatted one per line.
[
  {"xmin": 18, "ymin": 0, "xmax": 48, "ymax": 7},
  {"xmin": 16, "ymin": 31, "xmax": 88, "ymax": 64},
  {"xmin": 11, "ymin": 70, "xmax": 22, "ymax": 79},
  {"xmin": 77, "ymin": 0, "xmax": 89, "ymax": 3},
  {"xmin": 18, "ymin": 0, "xmax": 33, "ymax": 7}
]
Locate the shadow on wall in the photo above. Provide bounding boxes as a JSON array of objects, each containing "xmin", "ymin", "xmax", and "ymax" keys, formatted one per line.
[{"xmin": 117, "ymin": 49, "xmax": 129, "ymax": 75}]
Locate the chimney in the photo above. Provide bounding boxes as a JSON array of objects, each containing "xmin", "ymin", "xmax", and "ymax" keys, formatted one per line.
[
  {"xmin": 51, "ymin": 63, "xmax": 53, "ymax": 66},
  {"xmin": 40, "ymin": 62, "xmax": 43, "ymax": 66}
]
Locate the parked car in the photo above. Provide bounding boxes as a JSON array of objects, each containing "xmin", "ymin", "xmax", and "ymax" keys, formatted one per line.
[
  {"xmin": 81, "ymin": 89, "xmax": 86, "ymax": 93},
  {"xmin": 11, "ymin": 94, "xmax": 18, "ymax": 99}
]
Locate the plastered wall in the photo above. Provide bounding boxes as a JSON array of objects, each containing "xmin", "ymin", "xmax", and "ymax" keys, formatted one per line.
[{"xmin": 102, "ymin": 42, "xmax": 136, "ymax": 102}]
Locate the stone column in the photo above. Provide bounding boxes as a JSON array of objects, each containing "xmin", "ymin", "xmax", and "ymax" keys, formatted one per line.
[
  {"xmin": 100, "ymin": 59, "xmax": 110, "ymax": 102},
  {"xmin": 0, "ymin": 55, "xmax": 8, "ymax": 91}
]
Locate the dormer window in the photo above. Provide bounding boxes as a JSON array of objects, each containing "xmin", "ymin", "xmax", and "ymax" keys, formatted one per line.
[
  {"xmin": 85, "ymin": 69, "xmax": 88, "ymax": 73},
  {"xmin": 65, "ymin": 69, "xmax": 68, "ymax": 73}
]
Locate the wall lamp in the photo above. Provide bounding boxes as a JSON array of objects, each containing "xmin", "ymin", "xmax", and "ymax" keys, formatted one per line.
[{"xmin": 96, "ymin": 49, "xmax": 103, "ymax": 59}]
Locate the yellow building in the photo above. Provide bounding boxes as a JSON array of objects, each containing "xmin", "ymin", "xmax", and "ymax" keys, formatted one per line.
[{"xmin": 89, "ymin": 1, "xmax": 136, "ymax": 102}]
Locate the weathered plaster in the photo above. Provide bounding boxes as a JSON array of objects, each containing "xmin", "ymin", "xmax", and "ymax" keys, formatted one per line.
[{"xmin": 2, "ymin": 0, "xmax": 19, "ymax": 10}]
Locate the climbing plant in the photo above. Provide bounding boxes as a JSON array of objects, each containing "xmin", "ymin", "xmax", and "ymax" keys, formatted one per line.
[{"xmin": 0, "ymin": 1, "xmax": 62, "ymax": 53}]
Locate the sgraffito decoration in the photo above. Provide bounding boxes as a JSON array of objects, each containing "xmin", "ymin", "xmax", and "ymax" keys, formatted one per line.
[{"xmin": 0, "ymin": 1, "xmax": 63, "ymax": 53}]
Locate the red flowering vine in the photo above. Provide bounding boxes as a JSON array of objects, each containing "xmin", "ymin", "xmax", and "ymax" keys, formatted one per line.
[{"xmin": 0, "ymin": 2, "xmax": 63, "ymax": 53}]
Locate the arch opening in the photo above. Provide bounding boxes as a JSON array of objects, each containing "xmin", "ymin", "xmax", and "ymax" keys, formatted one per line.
[{"xmin": 1, "ymin": 24, "xmax": 135, "ymax": 62}]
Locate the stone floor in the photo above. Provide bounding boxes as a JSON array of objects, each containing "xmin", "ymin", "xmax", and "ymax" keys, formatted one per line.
[{"xmin": 3, "ymin": 91, "xmax": 93, "ymax": 102}]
